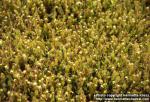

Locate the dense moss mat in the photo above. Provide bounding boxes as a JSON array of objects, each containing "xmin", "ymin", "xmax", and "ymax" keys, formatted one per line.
[{"xmin": 0, "ymin": 0, "xmax": 150, "ymax": 101}]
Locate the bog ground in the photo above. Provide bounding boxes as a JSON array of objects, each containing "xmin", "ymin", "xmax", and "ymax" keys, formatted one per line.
[{"xmin": 0, "ymin": 0, "xmax": 150, "ymax": 102}]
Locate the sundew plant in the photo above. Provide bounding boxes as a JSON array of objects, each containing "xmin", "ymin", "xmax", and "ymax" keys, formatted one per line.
[{"xmin": 0, "ymin": 0, "xmax": 150, "ymax": 101}]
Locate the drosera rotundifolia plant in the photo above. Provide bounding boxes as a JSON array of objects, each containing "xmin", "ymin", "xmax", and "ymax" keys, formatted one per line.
[{"xmin": 0, "ymin": 0, "xmax": 150, "ymax": 102}]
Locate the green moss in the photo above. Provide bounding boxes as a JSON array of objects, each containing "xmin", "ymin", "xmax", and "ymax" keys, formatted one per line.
[{"xmin": 0, "ymin": 0, "xmax": 149, "ymax": 101}]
